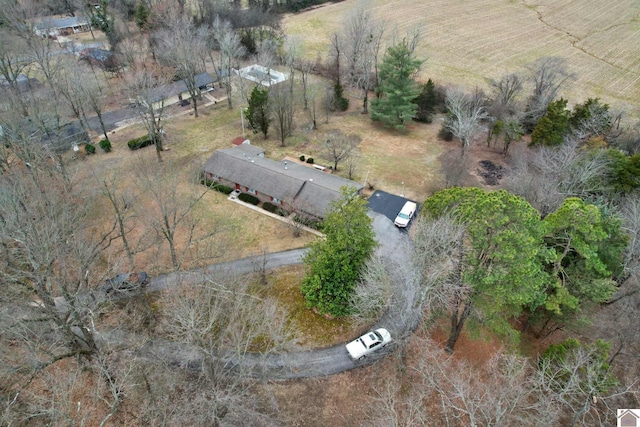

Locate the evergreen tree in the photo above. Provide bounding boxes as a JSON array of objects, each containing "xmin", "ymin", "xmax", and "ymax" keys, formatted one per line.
[
  {"xmin": 413, "ymin": 78, "xmax": 438, "ymax": 123},
  {"xmin": 246, "ymin": 86, "xmax": 270, "ymax": 138},
  {"xmin": 530, "ymin": 98, "xmax": 570, "ymax": 146},
  {"xmin": 135, "ymin": 3, "xmax": 150, "ymax": 31},
  {"xmin": 300, "ymin": 187, "xmax": 377, "ymax": 317},
  {"xmin": 370, "ymin": 40, "xmax": 423, "ymax": 131}
]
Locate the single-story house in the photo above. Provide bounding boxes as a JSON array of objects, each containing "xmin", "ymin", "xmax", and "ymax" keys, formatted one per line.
[
  {"xmin": 34, "ymin": 16, "xmax": 90, "ymax": 37},
  {"xmin": 0, "ymin": 119, "xmax": 89, "ymax": 152},
  {"xmin": 147, "ymin": 72, "xmax": 217, "ymax": 110},
  {"xmin": 0, "ymin": 73, "xmax": 36, "ymax": 92},
  {"xmin": 79, "ymin": 48, "xmax": 120, "ymax": 72},
  {"xmin": 202, "ymin": 145, "xmax": 364, "ymax": 219}
]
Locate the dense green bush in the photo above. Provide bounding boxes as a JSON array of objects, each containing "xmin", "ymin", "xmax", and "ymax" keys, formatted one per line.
[
  {"xmin": 299, "ymin": 155, "xmax": 305, "ymax": 161},
  {"xmin": 99, "ymin": 139, "xmax": 112, "ymax": 152},
  {"xmin": 238, "ymin": 192, "xmax": 259, "ymax": 205},
  {"xmin": 200, "ymin": 175, "xmax": 233, "ymax": 194},
  {"xmin": 294, "ymin": 214, "xmax": 322, "ymax": 231},
  {"xmin": 438, "ymin": 123, "xmax": 454, "ymax": 141},
  {"xmin": 127, "ymin": 135, "xmax": 154, "ymax": 150},
  {"xmin": 262, "ymin": 202, "xmax": 279, "ymax": 213},
  {"xmin": 85, "ymin": 143, "xmax": 96, "ymax": 154},
  {"xmin": 216, "ymin": 184, "xmax": 233, "ymax": 194},
  {"xmin": 306, "ymin": 157, "xmax": 314, "ymax": 164},
  {"xmin": 332, "ymin": 83, "xmax": 349, "ymax": 111}
]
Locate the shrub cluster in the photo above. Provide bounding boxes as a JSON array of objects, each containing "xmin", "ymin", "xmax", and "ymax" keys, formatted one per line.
[
  {"xmin": 262, "ymin": 202, "xmax": 279, "ymax": 213},
  {"xmin": 85, "ymin": 143, "xmax": 96, "ymax": 154},
  {"xmin": 294, "ymin": 214, "xmax": 323, "ymax": 231},
  {"xmin": 438, "ymin": 124, "xmax": 454, "ymax": 141},
  {"xmin": 238, "ymin": 192, "xmax": 259, "ymax": 205},
  {"xmin": 127, "ymin": 135, "xmax": 154, "ymax": 150},
  {"xmin": 262, "ymin": 202, "xmax": 289, "ymax": 216},
  {"xmin": 200, "ymin": 175, "xmax": 233, "ymax": 194},
  {"xmin": 306, "ymin": 157, "xmax": 314, "ymax": 164},
  {"xmin": 299, "ymin": 155, "xmax": 305, "ymax": 161},
  {"xmin": 99, "ymin": 139, "xmax": 112, "ymax": 153}
]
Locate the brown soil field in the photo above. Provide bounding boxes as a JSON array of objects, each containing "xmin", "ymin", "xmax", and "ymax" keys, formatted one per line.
[{"xmin": 283, "ymin": 0, "xmax": 640, "ymax": 117}]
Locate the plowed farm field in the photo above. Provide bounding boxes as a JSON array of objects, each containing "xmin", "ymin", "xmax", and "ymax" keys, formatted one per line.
[{"xmin": 283, "ymin": 0, "xmax": 640, "ymax": 114}]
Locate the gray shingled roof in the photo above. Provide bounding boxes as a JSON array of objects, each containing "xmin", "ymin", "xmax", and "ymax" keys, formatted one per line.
[
  {"xmin": 151, "ymin": 72, "xmax": 216, "ymax": 103},
  {"xmin": 203, "ymin": 146, "xmax": 363, "ymax": 218},
  {"xmin": 34, "ymin": 16, "xmax": 89, "ymax": 31}
]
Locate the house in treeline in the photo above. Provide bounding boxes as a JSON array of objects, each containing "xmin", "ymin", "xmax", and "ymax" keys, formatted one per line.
[
  {"xmin": 146, "ymin": 72, "xmax": 218, "ymax": 110},
  {"xmin": 78, "ymin": 48, "xmax": 120, "ymax": 72},
  {"xmin": 202, "ymin": 145, "xmax": 363, "ymax": 219},
  {"xmin": 33, "ymin": 16, "xmax": 91, "ymax": 37}
]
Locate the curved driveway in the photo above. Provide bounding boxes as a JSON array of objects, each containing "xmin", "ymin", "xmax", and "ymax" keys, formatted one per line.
[{"xmin": 112, "ymin": 211, "xmax": 420, "ymax": 379}]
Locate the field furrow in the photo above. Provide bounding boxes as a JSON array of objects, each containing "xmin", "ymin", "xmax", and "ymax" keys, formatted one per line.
[{"xmin": 283, "ymin": 0, "xmax": 640, "ymax": 115}]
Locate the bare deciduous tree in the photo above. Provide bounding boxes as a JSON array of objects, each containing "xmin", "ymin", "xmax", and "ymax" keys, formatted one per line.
[
  {"xmin": 323, "ymin": 128, "xmax": 360, "ymax": 171},
  {"xmin": 136, "ymin": 160, "xmax": 222, "ymax": 271},
  {"xmin": 440, "ymin": 147, "xmax": 471, "ymax": 188},
  {"xmin": 269, "ymin": 83, "xmax": 294, "ymax": 146},
  {"xmin": 522, "ymin": 56, "xmax": 572, "ymax": 132},
  {"xmin": 209, "ymin": 16, "xmax": 246, "ymax": 109},
  {"xmin": 127, "ymin": 68, "xmax": 171, "ymax": 162},
  {"xmin": 101, "ymin": 169, "xmax": 155, "ymax": 272},
  {"xmin": 350, "ymin": 255, "xmax": 394, "ymax": 323},
  {"xmin": 489, "ymin": 72, "xmax": 523, "ymax": 120},
  {"xmin": 506, "ymin": 138, "xmax": 612, "ymax": 216},
  {"xmin": 156, "ymin": 15, "xmax": 209, "ymax": 117},
  {"xmin": 344, "ymin": 148, "xmax": 360, "ymax": 180},
  {"xmin": 445, "ymin": 87, "xmax": 490, "ymax": 152}
]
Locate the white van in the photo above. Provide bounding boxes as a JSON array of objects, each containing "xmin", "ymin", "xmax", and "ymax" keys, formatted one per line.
[{"xmin": 394, "ymin": 201, "xmax": 417, "ymax": 228}]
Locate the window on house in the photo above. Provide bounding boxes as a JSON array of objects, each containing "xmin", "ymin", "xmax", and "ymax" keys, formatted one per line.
[
  {"xmin": 248, "ymin": 188, "xmax": 257, "ymax": 195},
  {"xmin": 271, "ymin": 197, "xmax": 281, "ymax": 204}
]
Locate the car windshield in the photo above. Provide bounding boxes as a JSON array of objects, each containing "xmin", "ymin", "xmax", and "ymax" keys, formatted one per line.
[
  {"xmin": 398, "ymin": 213, "xmax": 410, "ymax": 219},
  {"xmin": 374, "ymin": 331, "xmax": 383, "ymax": 340}
]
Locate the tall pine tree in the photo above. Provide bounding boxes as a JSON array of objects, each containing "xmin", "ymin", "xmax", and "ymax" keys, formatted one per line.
[
  {"xmin": 245, "ymin": 86, "xmax": 270, "ymax": 138},
  {"xmin": 370, "ymin": 40, "xmax": 423, "ymax": 131}
]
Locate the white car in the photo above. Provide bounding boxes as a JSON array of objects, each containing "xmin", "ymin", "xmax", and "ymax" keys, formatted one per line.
[
  {"xmin": 394, "ymin": 201, "xmax": 417, "ymax": 227},
  {"xmin": 346, "ymin": 328, "xmax": 392, "ymax": 360}
]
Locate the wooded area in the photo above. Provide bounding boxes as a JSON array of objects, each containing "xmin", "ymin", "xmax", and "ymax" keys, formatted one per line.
[{"xmin": 1, "ymin": 0, "xmax": 639, "ymax": 425}]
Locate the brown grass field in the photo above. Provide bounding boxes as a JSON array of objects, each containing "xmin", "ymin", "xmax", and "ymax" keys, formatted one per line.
[{"xmin": 283, "ymin": 0, "xmax": 640, "ymax": 116}]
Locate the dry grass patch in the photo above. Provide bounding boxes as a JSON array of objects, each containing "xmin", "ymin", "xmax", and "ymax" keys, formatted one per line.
[
  {"xmin": 283, "ymin": 0, "xmax": 640, "ymax": 117},
  {"xmin": 259, "ymin": 265, "xmax": 359, "ymax": 348}
]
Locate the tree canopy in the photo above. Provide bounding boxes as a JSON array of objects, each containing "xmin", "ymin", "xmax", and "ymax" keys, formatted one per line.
[
  {"xmin": 300, "ymin": 187, "xmax": 377, "ymax": 317},
  {"xmin": 423, "ymin": 187, "xmax": 552, "ymax": 350},
  {"xmin": 246, "ymin": 86, "xmax": 270, "ymax": 138},
  {"xmin": 370, "ymin": 40, "xmax": 422, "ymax": 131},
  {"xmin": 531, "ymin": 98, "xmax": 570, "ymax": 146},
  {"xmin": 541, "ymin": 198, "xmax": 625, "ymax": 315},
  {"xmin": 421, "ymin": 188, "xmax": 626, "ymax": 351}
]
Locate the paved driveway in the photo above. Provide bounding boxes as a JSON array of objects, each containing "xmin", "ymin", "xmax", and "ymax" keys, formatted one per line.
[
  {"xmin": 93, "ymin": 211, "xmax": 419, "ymax": 380},
  {"xmin": 120, "ymin": 211, "xmax": 419, "ymax": 380},
  {"xmin": 367, "ymin": 190, "xmax": 420, "ymax": 230}
]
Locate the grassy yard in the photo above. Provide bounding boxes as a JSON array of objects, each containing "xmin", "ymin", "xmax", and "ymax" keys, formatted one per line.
[
  {"xmin": 70, "ymin": 68, "xmax": 445, "ymax": 346},
  {"xmin": 253, "ymin": 265, "xmax": 361, "ymax": 348}
]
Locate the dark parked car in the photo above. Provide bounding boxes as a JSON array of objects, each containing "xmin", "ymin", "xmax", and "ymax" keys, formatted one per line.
[{"xmin": 101, "ymin": 272, "xmax": 149, "ymax": 294}]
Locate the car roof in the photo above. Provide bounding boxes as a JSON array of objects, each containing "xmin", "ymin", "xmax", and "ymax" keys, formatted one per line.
[
  {"xmin": 360, "ymin": 332, "xmax": 380, "ymax": 346},
  {"xmin": 400, "ymin": 201, "xmax": 417, "ymax": 212}
]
